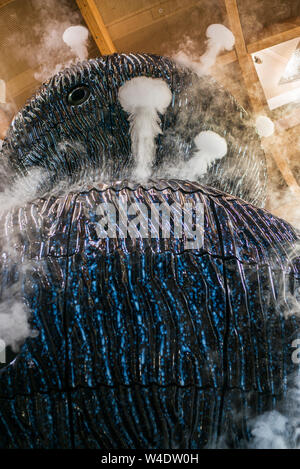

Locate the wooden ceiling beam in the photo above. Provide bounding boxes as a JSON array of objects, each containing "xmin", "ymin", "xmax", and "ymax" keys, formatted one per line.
[
  {"xmin": 6, "ymin": 68, "xmax": 38, "ymax": 99},
  {"xmin": 248, "ymin": 25, "xmax": 300, "ymax": 54},
  {"xmin": 224, "ymin": 0, "xmax": 300, "ymax": 195},
  {"xmin": 105, "ymin": 0, "xmax": 200, "ymax": 42},
  {"xmin": 76, "ymin": 0, "xmax": 117, "ymax": 55},
  {"xmin": 224, "ymin": 0, "xmax": 263, "ymax": 112},
  {"xmin": 216, "ymin": 50, "xmax": 237, "ymax": 66},
  {"xmin": 268, "ymin": 145, "xmax": 300, "ymax": 197},
  {"xmin": 215, "ymin": 24, "xmax": 300, "ymax": 66},
  {"xmin": 0, "ymin": 0, "xmax": 15, "ymax": 7}
]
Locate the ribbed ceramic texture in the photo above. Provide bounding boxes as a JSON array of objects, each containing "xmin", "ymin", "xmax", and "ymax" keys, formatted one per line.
[
  {"xmin": 2, "ymin": 53, "xmax": 267, "ymax": 206},
  {"xmin": 0, "ymin": 53, "xmax": 292, "ymax": 448},
  {"xmin": 0, "ymin": 182, "xmax": 299, "ymax": 448}
]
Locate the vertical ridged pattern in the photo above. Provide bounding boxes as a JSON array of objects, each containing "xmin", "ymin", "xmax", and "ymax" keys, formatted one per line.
[
  {"xmin": 0, "ymin": 195, "xmax": 77, "ymax": 447},
  {"xmin": 0, "ymin": 183, "xmax": 299, "ymax": 448},
  {"xmin": 0, "ymin": 392, "xmax": 71, "ymax": 449}
]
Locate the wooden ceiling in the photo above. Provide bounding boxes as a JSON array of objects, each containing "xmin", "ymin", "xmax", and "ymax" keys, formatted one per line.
[{"xmin": 75, "ymin": 0, "xmax": 300, "ymax": 200}]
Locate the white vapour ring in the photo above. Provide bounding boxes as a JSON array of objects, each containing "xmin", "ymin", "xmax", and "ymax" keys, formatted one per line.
[
  {"xmin": 174, "ymin": 23, "xmax": 235, "ymax": 75},
  {"xmin": 62, "ymin": 25, "xmax": 89, "ymax": 62},
  {"xmin": 202, "ymin": 24, "xmax": 235, "ymax": 69},
  {"xmin": 167, "ymin": 130, "xmax": 227, "ymax": 180},
  {"xmin": 255, "ymin": 115, "xmax": 275, "ymax": 138},
  {"xmin": 191, "ymin": 130, "xmax": 228, "ymax": 175},
  {"xmin": 118, "ymin": 77, "xmax": 172, "ymax": 181}
]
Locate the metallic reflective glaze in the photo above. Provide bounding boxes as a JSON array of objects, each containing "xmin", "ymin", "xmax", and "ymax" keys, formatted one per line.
[
  {"xmin": 0, "ymin": 181, "xmax": 299, "ymax": 448},
  {"xmin": 0, "ymin": 54, "xmax": 298, "ymax": 449}
]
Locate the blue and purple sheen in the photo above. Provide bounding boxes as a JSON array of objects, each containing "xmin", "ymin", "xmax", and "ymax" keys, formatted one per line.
[{"xmin": 0, "ymin": 54, "xmax": 298, "ymax": 449}]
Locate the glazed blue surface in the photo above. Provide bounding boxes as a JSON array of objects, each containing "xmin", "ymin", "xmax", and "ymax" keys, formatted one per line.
[{"xmin": 0, "ymin": 54, "xmax": 298, "ymax": 448}]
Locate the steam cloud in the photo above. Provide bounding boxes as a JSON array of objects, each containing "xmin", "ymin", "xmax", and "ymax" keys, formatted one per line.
[
  {"xmin": 0, "ymin": 168, "xmax": 45, "ymax": 212},
  {"xmin": 166, "ymin": 130, "xmax": 227, "ymax": 180},
  {"xmin": 174, "ymin": 24, "xmax": 235, "ymax": 75},
  {"xmin": 62, "ymin": 25, "xmax": 89, "ymax": 62},
  {"xmin": 34, "ymin": 22, "xmax": 89, "ymax": 82},
  {"xmin": 255, "ymin": 115, "xmax": 275, "ymax": 138},
  {"xmin": 6, "ymin": 0, "xmax": 90, "ymax": 83},
  {"xmin": 0, "ymin": 300, "xmax": 33, "ymax": 353},
  {"xmin": 0, "ymin": 168, "xmax": 45, "ymax": 352},
  {"xmin": 249, "ymin": 375, "xmax": 300, "ymax": 449}
]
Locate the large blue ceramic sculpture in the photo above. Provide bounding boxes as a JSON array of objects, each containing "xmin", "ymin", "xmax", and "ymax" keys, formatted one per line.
[{"xmin": 0, "ymin": 53, "xmax": 299, "ymax": 449}]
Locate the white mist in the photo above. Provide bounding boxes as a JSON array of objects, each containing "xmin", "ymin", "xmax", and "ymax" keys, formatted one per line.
[
  {"xmin": 174, "ymin": 24, "xmax": 235, "ymax": 75},
  {"xmin": 118, "ymin": 76, "xmax": 172, "ymax": 181},
  {"xmin": 62, "ymin": 25, "xmax": 89, "ymax": 61}
]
